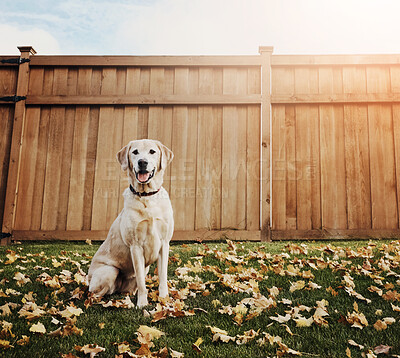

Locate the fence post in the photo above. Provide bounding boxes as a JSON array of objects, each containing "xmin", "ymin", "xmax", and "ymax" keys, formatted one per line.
[
  {"xmin": 259, "ymin": 46, "xmax": 273, "ymax": 241},
  {"xmin": 1, "ymin": 46, "xmax": 36, "ymax": 245}
]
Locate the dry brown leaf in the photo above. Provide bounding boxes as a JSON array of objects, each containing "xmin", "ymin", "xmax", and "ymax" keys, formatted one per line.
[
  {"xmin": 373, "ymin": 345, "xmax": 392, "ymax": 355},
  {"xmin": 16, "ymin": 335, "xmax": 29, "ymax": 346},
  {"xmin": 0, "ymin": 303, "xmax": 12, "ymax": 317},
  {"xmin": 76, "ymin": 344, "xmax": 105, "ymax": 357},
  {"xmin": 0, "ymin": 339, "xmax": 13, "ymax": 349}
]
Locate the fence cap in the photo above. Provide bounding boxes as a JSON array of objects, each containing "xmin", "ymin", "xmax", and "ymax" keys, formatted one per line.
[
  {"xmin": 17, "ymin": 46, "xmax": 36, "ymax": 55},
  {"xmin": 259, "ymin": 46, "xmax": 274, "ymax": 54}
]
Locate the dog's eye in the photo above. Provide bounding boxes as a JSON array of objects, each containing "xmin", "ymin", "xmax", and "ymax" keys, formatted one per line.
[
  {"xmin": 149, "ymin": 149, "xmax": 156, "ymax": 155},
  {"xmin": 132, "ymin": 149, "xmax": 139, "ymax": 155}
]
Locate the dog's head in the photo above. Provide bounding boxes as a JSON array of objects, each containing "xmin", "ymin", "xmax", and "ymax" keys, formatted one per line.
[{"xmin": 117, "ymin": 139, "xmax": 173, "ymax": 192}]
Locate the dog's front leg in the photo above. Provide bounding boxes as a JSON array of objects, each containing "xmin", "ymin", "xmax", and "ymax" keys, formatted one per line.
[
  {"xmin": 130, "ymin": 245, "xmax": 148, "ymax": 308},
  {"xmin": 158, "ymin": 242, "xmax": 170, "ymax": 298}
]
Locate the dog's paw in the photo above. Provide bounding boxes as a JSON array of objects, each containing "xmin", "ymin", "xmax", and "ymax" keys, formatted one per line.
[
  {"xmin": 136, "ymin": 295, "xmax": 148, "ymax": 308},
  {"xmin": 159, "ymin": 286, "xmax": 169, "ymax": 299}
]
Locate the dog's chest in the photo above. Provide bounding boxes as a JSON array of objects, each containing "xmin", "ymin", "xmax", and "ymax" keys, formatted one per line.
[{"xmin": 120, "ymin": 189, "xmax": 172, "ymax": 248}]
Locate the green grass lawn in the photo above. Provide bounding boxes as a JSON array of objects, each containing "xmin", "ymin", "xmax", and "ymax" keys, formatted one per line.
[{"xmin": 0, "ymin": 239, "xmax": 400, "ymax": 358}]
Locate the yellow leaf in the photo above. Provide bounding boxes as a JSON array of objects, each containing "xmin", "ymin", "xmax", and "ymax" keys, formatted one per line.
[
  {"xmin": 29, "ymin": 322, "xmax": 46, "ymax": 334},
  {"xmin": 137, "ymin": 325, "xmax": 165, "ymax": 348},
  {"xmin": 98, "ymin": 323, "xmax": 105, "ymax": 329},
  {"xmin": 206, "ymin": 326, "xmax": 228, "ymax": 335},
  {"xmin": 52, "ymin": 259, "xmax": 62, "ymax": 268},
  {"xmin": 194, "ymin": 337, "xmax": 203, "ymax": 347},
  {"xmin": 212, "ymin": 299, "xmax": 222, "ymax": 307},
  {"xmin": 0, "ymin": 339, "xmax": 12, "ymax": 349},
  {"xmin": 346, "ymin": 347, "xmax": 352, "ymax": 357},
  {"xmin": 117, "ymin": 343, "xmax": 130, "ymax": 354},
  {"xmin": 192, "ymin": 337, "xmax": 203, "ymax": 353},
  {"xmin": 289, "ymin": 280, "xmax": 305, "ymax": 293},
  {"xmin": 294, "ymin": 316, "xmax": 313, "ymax": 327},
  {"xmin": 5, "ymin": 251, "xmax": 17, "ymax": 265},
  {"xmin": 59, "ymin": 305, "xmax": 84, "ymax": 318}
]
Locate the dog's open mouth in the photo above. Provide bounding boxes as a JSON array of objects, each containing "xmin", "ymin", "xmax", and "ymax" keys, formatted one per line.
[{"xmin": 135, "ymin": 168, "xmax": 155, "ymax": 184}]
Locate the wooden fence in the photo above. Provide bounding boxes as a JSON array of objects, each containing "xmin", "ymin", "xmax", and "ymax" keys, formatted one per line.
[
  {"xmin": 2, "ymin": 47, "xmax": 400, "ymax": 244},
  {"xmin": 271, "ymin": 54, "xmax": 400, "ymax": 239},
  {"xmin": 0, "ymin": 47, "xmax": 267, "ymax": 244}
]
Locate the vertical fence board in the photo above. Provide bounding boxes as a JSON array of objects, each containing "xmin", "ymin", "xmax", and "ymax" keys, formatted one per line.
[
  {"xmin": 367, "ymin": 67, "xmax": 398, "ymax": 229},
  {"xmin": 91, "ymin": 106, "xmax": 116, "ymax": 230},
  {"xmin": 14, "ymin": 107, "xmax": 40, "ymax": 229},
  {"xmin": 170, "ymin": 68, "xmax": 197, "ymax": 231},
  {"xmin": 294, "ymin": 68, "xmax": 321, "ymax": 230},
  {"xmin": 342, "ymin": 67, "xmax": 371, "ymax": 229},
  {"xmin": 319, "ymin": 67, "xmax": 347, "ymax": 229},
  {"xmin": 285, "ymin": 105, "xmax": 297, "ymax": 230},
  {"xmin": 247, "ymin": 104, "xmax": 261, "ymax": 230},
  {"xmin": 82, "ymin": 107, "xmax": 99, "ymax": 230},
  {"xmin": 41, "ymin": 107, "xmax": 66, "ymax": 230},
  {"xmin": 67, "ymin": 107, "xmax": 90, "ymax": 230},
  {"xmin": 393, "ymin": 104, "xmax": 400, "ymax": 226},
  {"xmin": 0, "ymin": 106, "xmax": 15, "ymax": 231},
  {"xmin": 271, "ymin": 67, "xmax": 296, "ymax": 230},
  {"xmin": 222, "ymin": 68, "xmax": 247, "ymax": 229},
  {"xmin": 196, "ymin": 106, "xmax": 222, "ymax": 229},
  {"xmin": 57, "ymin": 107, "xmax": 75, "ymax": 230},
  {"xmin": 30, "ymin": 108, "xmax": 50, "ymax": 229},
  {"xmin": 271, "ymin": 105, "xmax": 286, "ymax": 230}
]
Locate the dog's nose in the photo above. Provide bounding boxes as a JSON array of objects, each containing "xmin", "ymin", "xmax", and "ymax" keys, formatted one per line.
[{"xmin": 138, "ymin": 159, "xmax": 148, "ymax": 170}]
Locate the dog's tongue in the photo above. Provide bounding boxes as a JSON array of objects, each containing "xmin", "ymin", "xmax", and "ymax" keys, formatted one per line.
[{"xmin": 138, "ymin": 172, "xmax": 150, "ymax": 183}]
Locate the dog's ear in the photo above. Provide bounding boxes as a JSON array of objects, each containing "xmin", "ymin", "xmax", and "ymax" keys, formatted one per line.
[
  {"xmin": 157, "ymin": 142, "xmax": 174, "ymax": 170},
  {"xmin": 117, "ymin": 142, "xmax": 131, "ymax": 171}
]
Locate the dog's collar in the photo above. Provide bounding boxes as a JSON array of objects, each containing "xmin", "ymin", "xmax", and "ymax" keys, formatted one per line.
[{"xmin": 129, "ymin": 184, "xmax": 160, "ymax": 198}]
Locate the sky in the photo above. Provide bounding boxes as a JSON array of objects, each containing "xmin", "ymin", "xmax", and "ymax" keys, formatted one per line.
[{"xmin": 1, "ymin": 0, "xmax": 400, "ymax": 56}]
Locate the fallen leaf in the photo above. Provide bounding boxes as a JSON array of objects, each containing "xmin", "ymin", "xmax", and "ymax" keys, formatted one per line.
[
  {"xmin": 0, "ymin": 304, "xmax": 12, "ymax": 317},
  {"xmin": 59, "ymin": 305, "xmax": 84, "ymax": 318},
  {"xmin": 76, "ymin": 344, "xmax": 105, "ymax": 357},
  {"xmin": 117, "ymin": 342, "xmax": 131, "ymax": 354},
  {"xmin": 192, "ymin": 337, "xmax": 203, "ymax": 353},
  {"xmin": 374, "ymin": 345, "xmax": 392, "ymax": 355},
  {"xmin": 29, "ymin": 322, "xmax": 46, "ymax": 334},
  {"xmin": 346, "ymin": 347, "xmax": 352, "ymax": 358},
  {"xmin": 348, "ymin": 339, "xmax": 364, "ymax": 350},
  {"xmin": 170, "ymin": 348, "xmax": 185, "ymax": 358},
  {"xmin": 0, "ymin": 339, "xmax": 13, "ymax": 349},
  {"xmin": 16, "ymin": 335, "xmax": 29, "ymax": 346},
  {"xmin": 294, "ymin": 316, "xmax": 314, "ymax": 327},
  {"xmin": 289, "ymin": 280, "xmax": 305, "ymax": 293}
]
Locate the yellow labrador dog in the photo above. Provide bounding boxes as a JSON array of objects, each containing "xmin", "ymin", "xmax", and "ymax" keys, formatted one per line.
[{"xmin": 88, "ymin": 139, "xmax": 174, "ymax": 307}]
